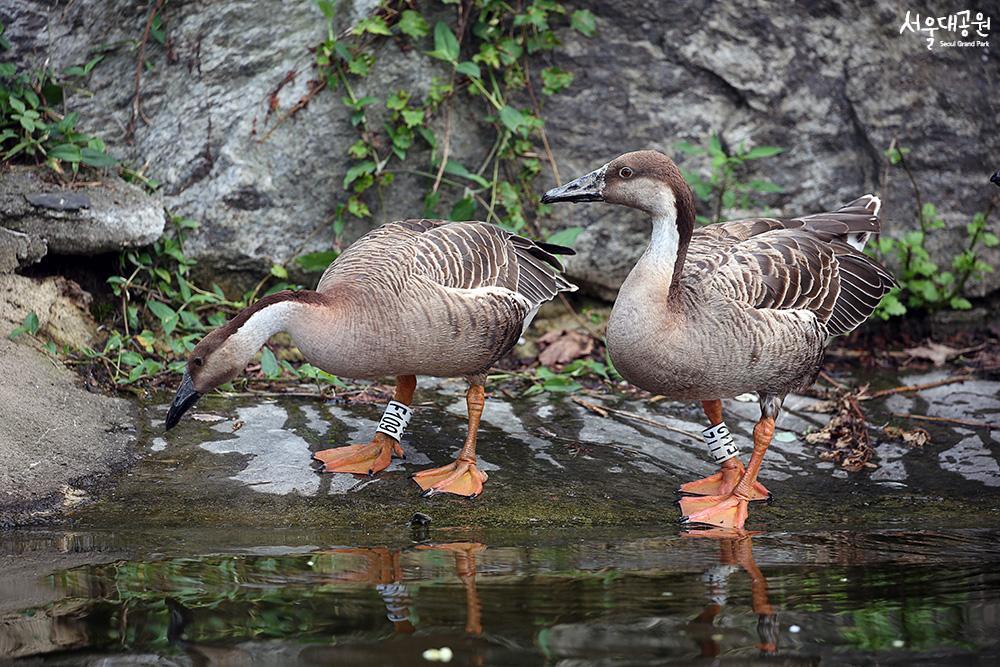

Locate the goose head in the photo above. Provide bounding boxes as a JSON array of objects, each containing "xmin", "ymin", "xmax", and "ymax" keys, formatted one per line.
[
  {"xmin": 165, "ymin": 295, "xmax": 299, "ymax": 429},
  {"xmin": 164, "ymin": 330, "xmax": 244, "ymax": 429},
  {"xmin": 542, "ymin": 150, "xmax": 696, "ymax": 225}
]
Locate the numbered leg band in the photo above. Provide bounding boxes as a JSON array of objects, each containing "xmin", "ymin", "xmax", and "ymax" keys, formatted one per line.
[
  {"xmin": 703, "ymin": 422, "xmax": 739, "ymax": 464},
  {"xmin": 375, "ymin": 400, "xmax": 413, "ymax": 442}
]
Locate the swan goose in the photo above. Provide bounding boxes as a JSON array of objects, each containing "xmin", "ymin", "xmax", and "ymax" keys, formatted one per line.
[
  {"xmin": 543, "ymin": 150, "xmax": 895, "ymax": 531},
  {"xmin": 164, "ymin": 218, "xmax": 576, "ymax": 497}
]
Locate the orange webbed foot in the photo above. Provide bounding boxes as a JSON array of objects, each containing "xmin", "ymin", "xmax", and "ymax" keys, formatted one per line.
[
  {"xmin": 678, "ymin": 493, "xmax": 750, "ymax": 531},
  {"xmin": 677, "ymin": 464, "xmax": 771, "ymax": 502},
  {"xmin": 412, "ymin": 458, "xmax": 488, "ymax": 498},
  {"xmin": 314, "ymin": 434, "xmax": 403, "ymax": 476}
]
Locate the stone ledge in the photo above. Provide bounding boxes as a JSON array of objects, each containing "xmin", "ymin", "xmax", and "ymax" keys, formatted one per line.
[
  {"xmin": 0, "ymin": 166, "xmax": 165, "ymax": 255},
  {"xmin": 0, "ymin": 225, "xmax": 46, "ymax": 273}
]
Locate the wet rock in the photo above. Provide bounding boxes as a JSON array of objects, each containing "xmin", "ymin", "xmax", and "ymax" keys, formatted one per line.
[
  {"xmin": 63, "ymin": 368, "xmax": 1000, "ymax": 532},
  {"xmin": 409, "ymin": 512, "xmax": 432, "ymax": 527},
  {"xmin": 3, "ymin": 2, "xmax": 994, "ymax": 296},
  {"xmin": 0, "ymin": 338, "xmax": 136, "ymax": 528},
  {"xmin": 0, "ymin": 274, "xmax": 98, "ymax": 349},
  {"xmin": 0, "ymin": 167, "xmax": 165, "ymax": 255}
]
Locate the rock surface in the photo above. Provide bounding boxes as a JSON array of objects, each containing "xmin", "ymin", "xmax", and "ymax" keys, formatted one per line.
[
  {"xmin": 0, "ymin": 339, "xmax": 136, "ymax": 528},
  {"xmin": 0, "ymin": 167, "xmax": 165, "ymax": 256},
  {"xmin": 0, "ymin": 226, "xmax": 45, "ymax": 273},
  {"xmin": 3, "ymin": 1, "xmax": 997, "ymax": 296},
  {"xmin": 0, "ymin": 274, "xmax": 98, "ymax": 349}
]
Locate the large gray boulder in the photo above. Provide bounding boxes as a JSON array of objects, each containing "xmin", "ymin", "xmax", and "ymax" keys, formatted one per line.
[
  {"xmin": 0, "ymin": 338, "xmax": 136, "ymax": 527},
  {"xmin": 4, "ymin": 1, "xmax": 997, "ymax": 297}
]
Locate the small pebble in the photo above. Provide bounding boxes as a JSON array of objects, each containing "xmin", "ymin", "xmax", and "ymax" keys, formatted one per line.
[
  {"xmin": 410, "ymin": 512, "xmax": 432, "ymax": 527},
  {"xmin": 422, "ymin": 647, "xmax": 453, "ymax": 662},
  {"xmin": 789, "ymin": 624, "xmax": 801, "ymax": 633}
]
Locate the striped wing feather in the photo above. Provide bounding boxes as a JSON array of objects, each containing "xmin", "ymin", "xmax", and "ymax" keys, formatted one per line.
[
  {"xmin": 317, "ymin": 219, "xmax": 576, "ymax": 307},
  {"xmin": 687, "ymin": 195, "xmax": 895, "ymax": 336}
]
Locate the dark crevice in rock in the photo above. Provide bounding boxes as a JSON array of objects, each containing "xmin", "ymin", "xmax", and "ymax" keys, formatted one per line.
[
  {"xmin": 841, "ymin": 68, "xmax": 882, "ymax": 187},
  {"xmin": 170, "ymin": 113, "xmax": 215, "ymax": 196}
]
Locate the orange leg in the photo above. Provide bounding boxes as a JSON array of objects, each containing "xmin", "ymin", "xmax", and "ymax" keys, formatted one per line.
[
  {"xmin": 677, "ymin": 400, "xmax": 771, "ymax": 502},
  {"xmin": 679, "ymin": 415, "xmax": 775, "ymax": 531},
  {"xmin": 313, "ymin": 375, "xmax": 416, "ymax": 475},
  {"xmin": 413, "ymin": 384, "xmax": 489, "ymax": 498},
  {"xmin": 417, "ymin": 543, "xmax": 486, "ymax": 635}
]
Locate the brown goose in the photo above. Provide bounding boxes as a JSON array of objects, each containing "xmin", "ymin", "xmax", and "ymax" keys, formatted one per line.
[
  {"xmin": 164, "ymin": 219, "xmax": 576, "ymax": 497},
  {"xmin": 543, "ymin": 150, "xmax": 895, "ymax": 530}
]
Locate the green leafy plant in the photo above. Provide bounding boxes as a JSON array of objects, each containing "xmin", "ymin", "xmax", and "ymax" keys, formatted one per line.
[
  {"xmin": 271, "ymin": 0, "xmax": 596, "ymax": 268},
  {"xmin": 872, "ymin": 144, "xmax": 998, "ymax": 318},
  {"xmin": 0, "ymin": 22, "xmax": 117, "ymax": 174},
  {"xmin": 83, "ymin": 214, "xmax": 343, "ymax": 388},
  {"xmin": 675, "ymin": 133, "xmax": 784, "ymax": 224},
  {"xmin": 7, "ymin": 311, "xmax": 40, "ymax": 340}
]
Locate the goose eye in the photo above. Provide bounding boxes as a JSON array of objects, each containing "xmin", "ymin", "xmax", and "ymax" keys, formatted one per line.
[{"xmin": 619, "ymin": 167, "xmax": 633, "ymax": 179}]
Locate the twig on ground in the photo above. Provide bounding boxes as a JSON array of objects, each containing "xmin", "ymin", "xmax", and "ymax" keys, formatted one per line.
[
  {"xmin": 861, "ymin": 374, "xmax": 973, "ymax": 400},
  {"xmin": 818, "ymin": 370, "xmax": 847, "ymax": 390},
  {"xmin": 891, "ymin": 413, "xmax": 998, "ymax": 430},
  {"xmin": 572, "ymin": 398, "xmax": 701, "ymax": 439}
]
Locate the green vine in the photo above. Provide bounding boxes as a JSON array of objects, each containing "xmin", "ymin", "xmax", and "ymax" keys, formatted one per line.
[
  {"xmin": 0, "ymin": 21, "xmax": 116, "ymax": 174},
  {"xmin": 872, "ymin": 143, "xmax": 998, "ymax": 318},
  {"xmin": 675, "ymin": 133, "xmax": 784, "ymax": 224},
  {"xmin": 282, "ymin": 0, "xmax": 596, "ymax": 272}
]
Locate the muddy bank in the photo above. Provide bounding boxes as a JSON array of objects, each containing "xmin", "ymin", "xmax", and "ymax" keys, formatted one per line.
[{"xmin": 0, "ymin": 339, "xmax": 138, "ymax": 527}]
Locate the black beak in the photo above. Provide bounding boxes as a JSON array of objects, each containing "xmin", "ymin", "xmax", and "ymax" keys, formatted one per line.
[
  {"xmin": 541, "ymin": 164, "xmax": 608, "ymax": 204},
  {"xmin": 991, "ymin": 169, "xmax": 1000, "ymax": 187},
  {"xmin": 165, "ymin": 371, "xmax": 201, "ymax": 430}
]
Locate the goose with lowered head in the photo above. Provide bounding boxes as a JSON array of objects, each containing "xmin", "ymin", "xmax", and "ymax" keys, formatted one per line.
[{"xmin": 164, "ymin": 218, "xmax": 576, "ymax": 498}]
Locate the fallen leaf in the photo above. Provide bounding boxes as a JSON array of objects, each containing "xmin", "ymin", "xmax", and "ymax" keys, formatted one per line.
[
  {"xmin": 904, "ymin": 341, "xmax": 961, "ymax": 366},
  {"xmin": 538, "ymin": 329, "xmax": 594, "ymax": 367},
  {"xmin": 191, "ymin": 413, "xmax": 225, "ymax": 422},
  {"xmin": 802, "ymin": 399, "xmax": 838, "ymax": 414},
  {"xmin": 882, "ymin": 425, "xmax": 931, "ymax": 447}
]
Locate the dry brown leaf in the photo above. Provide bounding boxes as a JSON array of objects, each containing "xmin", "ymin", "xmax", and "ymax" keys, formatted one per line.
[
  {"xmin": 882, "ymin": 425, "xmax": 931, "ymax": 448},
  {"xmin": 802, "ymin": 399, "xmax": 839, "ymax": 414},
  {"xmin": 538, "ymin": 329, "xmax": 594, "ymax": 367},
  {"xmin": 904, "ymin": 341, "xmax": 961, "ymax": 366}
]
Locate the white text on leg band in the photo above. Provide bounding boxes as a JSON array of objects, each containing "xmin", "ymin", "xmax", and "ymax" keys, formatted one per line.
[
  {"xmin": 703, "ymin": 422, "xmax": 739, "ymax": 464},
  {"xmin": 376, "ymin": 400, "xmax": 412, "ymax": 441}
]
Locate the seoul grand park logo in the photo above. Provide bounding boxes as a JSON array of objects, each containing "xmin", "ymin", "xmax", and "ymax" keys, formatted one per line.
[{"xmin": 900, "ymin": 10, "xmax": 991, "ymax": 50}]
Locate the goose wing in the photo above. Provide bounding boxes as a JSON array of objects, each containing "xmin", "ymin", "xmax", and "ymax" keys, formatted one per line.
[
  {"xmin": 687, "ymin": 195, "xmax": 895, "ymax": 336},
  {"xmin": 317, "ymin": 219, "xmax": 576, "ymax": 307}
]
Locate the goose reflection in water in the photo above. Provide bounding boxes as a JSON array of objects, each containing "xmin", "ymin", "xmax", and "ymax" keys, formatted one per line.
[
  {"xmin": 685, "ymin": 529, "xmax": 778, "ymax": 659},
  {"xmin": 164, "ymin": 542, "xmax": 486, "ymax": 666}
]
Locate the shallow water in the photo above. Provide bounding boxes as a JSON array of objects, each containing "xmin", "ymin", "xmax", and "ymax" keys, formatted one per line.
[
  {"xmin": 3, "ymin": 527, "xmax": 1000, "ymax": 664},
  {"xmin": 3, "ymin": 372, "xmax": 1000, "ymax": 664}
]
